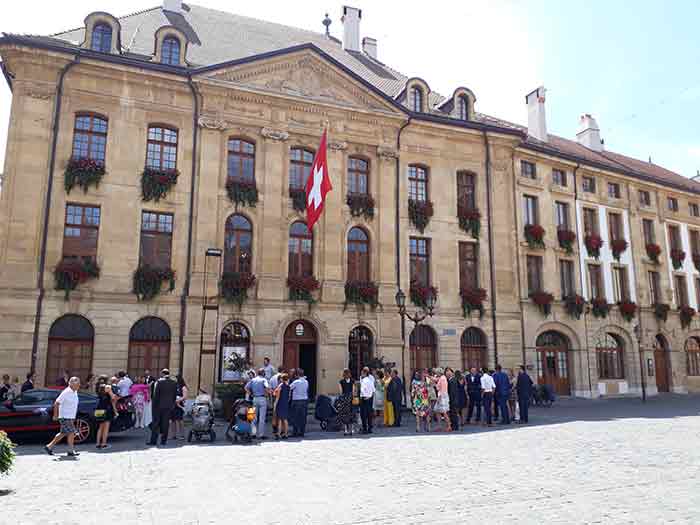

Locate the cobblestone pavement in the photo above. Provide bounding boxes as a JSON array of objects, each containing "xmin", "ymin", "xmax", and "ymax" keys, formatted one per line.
[{"xmin": 3, "ymin": 395, "xmax": 700, "ymax": 525}]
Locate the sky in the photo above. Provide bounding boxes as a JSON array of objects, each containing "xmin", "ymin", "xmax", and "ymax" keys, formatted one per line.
[{"xmin": 1, "ymin": 0, "xmax": 699, "ymax": 177}]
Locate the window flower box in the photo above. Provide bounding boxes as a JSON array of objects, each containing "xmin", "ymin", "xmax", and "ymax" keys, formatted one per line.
[
  {"xmin": 64, "ymin": 158, "xmax": 105, "ymax": 194},
  {"xmin": 409, "ymin": 281, "xmax": 438, "ymax": 309},
  {"xmin": 346, "ymin": 194, "xmax": 375, "ymax": 221},
  {"xmin": 344, "ymin": 280, "xmax": 380, "ymax": 311},
  {"xmin": 524, "ymin": 224, "xmax": 545, "ymax": 249},
  {"xmin": 680, "ymin": 305, "xmax": 696, "ymax": 329},
  {"xmin": 408, "ymin": 199, "xmax": 434, "ymax": 233},
  {"xmin": 564, "ymin": 294, "xmax": 585, "ymax": 320},
  {"xmin": 646, "ymin": 243, "xmax": 661, "ymax": 264},
  {"xmin": 671, "ymin": 249, "xmax": 686, "ymax": 270},
  {"xmin": 654, "ymin": 303, "xmax": 670, "ymax": 322},
  {"xmin": 591, "ymin": 297, "xmax": 610, "ymax": 319},
  {"xmin": 287, "ymin": 276, "xmax": 320, "ymax": 307},
  {"xmin": 220, "ymin": 272, "xmax": 257, "ymax": 308},
  {"xmin": 133, "ymin": 265, "xmax": 175, "ymax": 301},
  {"xmin": 54, "ymin": 259, "xmax": 100, "ymax": 300},
  {"xmin": 289, "ymin": 188, "xmax": 306, "ymax": 213},
  {"xmin": 530, "ymin": 291, "xmax": 554, "ymax": 316},
  {"xmin": 226, "ymin": 180, "xmax": 259, "ymax": 208},
  {"xmin": 458, "ymin": 207, "xmax": 481, "ymax": 239},
  {"xmin": 584, "ymin": 234, "xmax": 603, "ymax": 259},
  {"xmin": 141, "ymin": 167, "xmax": 179, "ymax": 202},
  {"xmin": 618, "ymin": 300, "xmax": 637, "ymax": 322},
  {"xmin": 460, "ymin": 287, "xmax": 487, "ymax": 318},
  {"xmin": 557, "ymin": 229, "xmax": 576, "ymax": 255},
  {"xmin": 610, "ymin": 239, "xmax": 628, "ymax": 261}
]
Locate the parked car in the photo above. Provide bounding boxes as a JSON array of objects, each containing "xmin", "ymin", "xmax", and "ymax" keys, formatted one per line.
[{"xmin": 0, "ymin": 388, "xmax": 135, "ymax": 443}]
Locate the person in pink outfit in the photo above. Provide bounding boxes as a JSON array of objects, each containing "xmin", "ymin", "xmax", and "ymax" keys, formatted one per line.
[{"xmin": 130, "ymin": 377, "xmax": 151, "ymax": 429}]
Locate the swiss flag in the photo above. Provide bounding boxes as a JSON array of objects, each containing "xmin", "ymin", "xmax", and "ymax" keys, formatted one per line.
[{"xmin": 305, "ymin": 129, "xmax": 332, "ymax": 231}]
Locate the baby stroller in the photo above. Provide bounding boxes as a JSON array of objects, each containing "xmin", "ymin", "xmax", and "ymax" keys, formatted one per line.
[
  {"xmin": 187, "ymin": 392, "xmax": 216, "ymax": 442},
  {"xmin": 315, "ymin": 394, "xmax": 341, "ymax": 431},
  {"xmin": 531, "ymin": 384, "xmax": 555, "ymax": 407},
  {"xmin": 225, "ymin": 398, "xmax": 256, "ymax": 443}
]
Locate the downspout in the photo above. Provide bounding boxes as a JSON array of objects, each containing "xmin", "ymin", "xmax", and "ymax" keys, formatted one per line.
[
  {"xmin": 30, "ymin": 53, "xmax": 80, "ymax": 375},
  {"xmin": 396, "ymin": 116, "xmax": 411, "ymax": 402},
  {"xmin": 179, "ymin": 75, "xmax": 200, "ymax": 373},
  {"xmin": 573, "ymin": 164, "xmax": 592, "ymax": 395},
  {"xmin": 483, "ymin": 131, "xmax": 499, "ymax": 365}
]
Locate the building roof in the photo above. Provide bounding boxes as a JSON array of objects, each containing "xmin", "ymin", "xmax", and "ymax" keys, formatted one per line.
[{"xmin": 4, "ymin": 2, "xmax": 698, "ymax": 194}]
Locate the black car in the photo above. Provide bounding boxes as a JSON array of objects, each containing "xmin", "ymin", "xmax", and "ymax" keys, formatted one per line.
[{"xmin": 0, "ymin": 388, "xmax": 135, "ymax": 443}]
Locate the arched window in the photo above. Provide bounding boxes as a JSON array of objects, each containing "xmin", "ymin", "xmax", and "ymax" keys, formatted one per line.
[
  {"xmin": 161, "ymin": 36, "xmax": 181, "ymax": 65},
  {"xmin": 220, "ymin": 322, "xmax": 251, "ymax": 381},
  {"xmin": 410, "ymin": 325, "xmax": 437, "ymax": 371},
  {"xmin": 347, "ymin": 227, "xmax": 370, "ymax": 282},
  {"xmin": 347, "ymin": 157, "xmax": 369, "ymax": 195},
  {"xmin": 90, "ymin": 23, "xmax": 112, "ymax": 53},
  {"xmin": 461, "ymin": 328, "xmax": 487, "ymax": 371},
  {"xmin": 596, "ymin": 332, "xmax": 625, "ymax": 380},
  {"xmin": 289, "ymin": 221, "xmax": 313, "ymax": 277},
  {"xmin": 408, "ymin": 165, "xmax": 428, "ymax": 203},
  {"xmin": 348, "ymin": 326, "xmax": 373, "ymax": 380},
  {"xmin": 227, "ymin": 139, "xmax": 255, "ymax": 184},
  {"xmin": 458, "ymin": 95, "xmax": 469, "ymax": 120},
  {"xmin": 146, "ymin": 126, "xmax": 178, "ymax": 171},
  {"xmin": 46, "ymin": 315, "xmax": 94, "ymax": 386},
  {"xmin": 686, "ymin": 337, "xmax": 700, "ymax": 376},
  {"xmin": 224, "ymin": 214, "xmax": 252, "ymax": 273},
  {"xmin": 457, "ymin": 171, "xmax": 476, "ymax": 210},
  {"xmin": 410, "ymin": 86, "xmax": 424, "ymax": 112},
  {"xmin": 289, "ymin": 148, "xmax": 314, "ymax": 190},
  {"xmin": 128, "ymin": 317, "xmax": 171, "ymax": 378},
  {"xmin": 72, "ymin": 113, "xmax": 108, "ymax": 163}
]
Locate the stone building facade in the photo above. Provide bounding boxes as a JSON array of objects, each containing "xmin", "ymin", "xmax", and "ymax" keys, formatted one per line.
[{"xmin": 1, "ymin": 2, "xmax": 699, "ymax": 396}]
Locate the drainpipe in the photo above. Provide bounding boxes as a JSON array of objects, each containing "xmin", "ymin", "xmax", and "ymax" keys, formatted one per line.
[
  {"xmin": 179, "ymin": 75, "xmax": 200, "ymax": 374},
  {"xmin": 573, "ymin": 164, "xmax": 592, "ymax": 395},
  {"xmin": 509, "ymin": 148, "xmax": 526, "ymax": 369},
  {"xmin": 482, "ymin": 131, "xmax": 499, "ymax": 365},
  {"xmin": 30, "ymin": 53, "xmax": 81, "ymax": 375}
]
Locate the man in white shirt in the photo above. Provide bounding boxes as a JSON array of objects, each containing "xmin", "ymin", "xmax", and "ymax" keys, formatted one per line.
[
  {"xmin": 262, "ymin": 357, "xmax": 275, "ymax": 381},
  {"xmin": 480, "ymin": 368, "xmax": 496, "ymax": 426},
  {"xmin": 117, "ymin": 371, "xmax": 132, "ymax": 397},
  {"xmin": 290, "ymin": 370, "xmax": 310, "ymax": 437},
  {"xmin": 359, "ymin": 367, "xmax": 376, "ymax": 434},
  {"xmin": 45, "ymin": 376, "xmax": 81, "ymax": 457}
]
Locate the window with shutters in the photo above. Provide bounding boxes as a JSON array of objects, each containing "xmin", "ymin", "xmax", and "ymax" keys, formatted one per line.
[
  {"xmin": 642, "ymin": 219, "xmax": 655, "ymax": 244},
  {"xmin": 648, "ymin": 271, "xmax": 661, "ymax": 305},
  {"xmin": 161, "ymin": 36, "xmax": 181, "ymax": 65},
  {"xmin": 555, "ymin": 201, "xmax": 570, "ymax": 230},
  {"xmin": 521, "ymin": 160, "xmax": 536, "ymax": 180},
  {"xmin": 588, "ymin": 264, "xmax": 604, "ymax": 299},
  {"xmin": 90, "ymin": 23, "xmax": 112, "ymax": 53},
  {"xmin": 72, "ymin": 113, "xmax": 107, "ymax": 163},
  {"xmin": 347, "ymin": 227, "xmax": 370, "ymax": 282},
  {"xmin": 289, "ymin": 148, "xmax": 314, "ymax": 190},
  {"xmin": 675, "ymin": 275, "xmax": 689, "ymax": 307},
  {"xmin": 583, "ymin": 208, "xmax": 599, "ymax": 236},
  {"xmin": 523, "ymin": 195, "xmax": 538, "ymax": 226},
  {"xmin": 608, "ymin": 212, "xmax": 623, "ymax": 241},
  {"xmin": 612, "ymin": 266, "xmax": 630, "ymax": 302},
  {"xmin": 63, "ymin": 204, "xmax": 100, "ymax": 263},
  {"xmin": 459, "ymin": 242, "xmax": 478, "ymax": 290},
  {"xmin": 526, "ymin": 255, "xmax": 543, "ymax": 295},
  {"xmin": 457, "ymin": 171, "xmax": 476, "ymax": 210},
  {"xmin": 140, "ymin": 211, "xmax": 173, "ymax": 268},
  {"xmin": 560, "ymin": 259, "xmax": 575, "ymax": 298},
  {"xmin": 408, "ymin": 165, "xmax": 428, "ymax": 202},
  {"xmin": 288, "ymin": 222, "xmax": 313, "ymax": 278},
  {"xmin": 146, "ymin": 126, "xmax": 178, "ymax": 170},
  {"xmin": 224, "ymin": 214, "xmax": 253, "ymax": 273},
  {"xmin": 347, "ymin": 157, "xmax": 369, "ymax": 195},
  {"xmin": 668, "ymin": 225, "xmax": 682, "ymax": 251},
  {"xmin": 227, "ymin": 139, "xmax": 255, "ymax": 184},
  {"xmin": 410, "ymin": 237, "xmax": 430, "ymax": 287}
]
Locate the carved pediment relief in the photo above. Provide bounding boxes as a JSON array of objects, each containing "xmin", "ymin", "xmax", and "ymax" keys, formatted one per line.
[{"xmin": 204, "ymin": 50, "xmax": 399, "ymax": 114}]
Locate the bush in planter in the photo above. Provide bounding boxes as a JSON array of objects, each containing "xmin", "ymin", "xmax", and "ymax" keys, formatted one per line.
[
  {"xmin": 287, "ymin": 275, "xmax": 320, "ymax": 307},
  {"xmin": 564, "ymin": 294, "xmax": 586, "ymax": 320},
  {"xmin": 460, "ymin": 287, "xmax": 487, "ymax": 318},
  {"xmin": 610, "ymin": 239, "xmax": 628, "ymax": 261},
  {"xmin": 618, "ymin": 300, "xmax": 637, "ymax": 322},
  {"xmin": 557, "ymin": 229, "xmax": 576, "ymax": 255},
  {"xmin": 584, "ymin": 234, "xmax": 603, "ymax": 259},
  {"xmin": 680, "ymin": 305, "xmax": 696, "ymax": 329},
  {"xmin": 141, "ymin": 167, "xmax": 179, "ymax": 202},
  {"xmin": 226, "ymin": 179, "xmax": 259, "ymax": 208},
  {"xmin": 671, "ymin": 249, "xmax": 686, "ymax": 270},
  {"xmin": 0, "ymin": 431, "xmax": 16, "ymax": 477},
  {"xmin": 346, "ymin": 194, "xmax": 375, "ymax": 220},
  {"xmin": 344, "ymin": 280, "xmax": 380, "ymax": 311},
  {"xmin": 529, "ymin": 291, "xmax": 554, "ymax": 316},
  {"xmin": 591, "ymin": 297, "xmax": 611, "ymax": 319},
  {"xmin": 54, "ymin": 258, "xmax": 100, "ymax": 300},
  {"xmin": 133, "ymin": 265, "xmax": 176, "ymax": 301},
  {"xmin": 524, "ymin": 224, "xmax": 545, "ymax": 249},
  {"xmin": 458, "ymin": 207, "xmax": 481, "ymax": 239},
  {"xmin": 653, "ymin": 303, "xmax": 670, "ymax": 322},
  {"xmin": 64, "ymin": 158, "xmax": 105, "ymax": 194},
  {"xmin": 408, "ymin": 199, "xmax": 434, "ymax": 233},
  {"xmin": 289, "ymin": 188, "xmax": 306, "ymax": 213},
  {"xmin": 409, "ymin": 281, "xmax": 439, "ymax": 309},
  {"xmin": 646, "ymin": 243, "xmax": 662, "ymax": 264},
  {"xmin": 220, "ymin": 272, "xmax": 256, "ymax": 308}
]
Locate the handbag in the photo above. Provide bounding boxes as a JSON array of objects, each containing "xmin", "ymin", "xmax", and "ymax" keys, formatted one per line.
[
  {"xmin": 352, "ymin": 396, "xmax": 360, "ymax": 406},
  {"xmin": 94, "ymin": 409, "xmax": 106, "ymax": 421}
]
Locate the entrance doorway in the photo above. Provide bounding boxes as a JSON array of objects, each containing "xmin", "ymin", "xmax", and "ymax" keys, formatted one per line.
[
  {"xmin": 283, "ymin": 320, "xmax": 317, "ymax": 397},
  {"xmin": 348, "ymin": 326, "xmax": 373, "ymax": 380},
  {"xmin": 409, "ymin": 325, "xmax": 437, "ymax": 371},
  {"xmin": 653, "ymin": 334, "xmax": 670, "ymax": 393},
  {"xmin": 535, "ymin": 331, "xmax": 571, "ymax": 395}
]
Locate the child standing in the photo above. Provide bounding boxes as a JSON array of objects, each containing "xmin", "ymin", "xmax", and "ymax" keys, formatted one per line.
[{"xmin": 129, "ymin": 377, "xmax": 150, "ymax": 429}]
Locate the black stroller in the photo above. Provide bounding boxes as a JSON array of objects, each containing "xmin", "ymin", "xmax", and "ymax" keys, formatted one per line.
[
  {"xmin": 531, "ymin": 384, "xmax": 555, "ymax": 407},
  {"xmin": 314, "ymin": 394, "xmax": 341, "ymax": 431},
  {"xmin": 225, "ymin": 398, "xmax": 255, "ymax": 443}
]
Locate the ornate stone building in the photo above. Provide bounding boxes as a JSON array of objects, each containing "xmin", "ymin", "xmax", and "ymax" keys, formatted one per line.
[{"xmin": 1, "ymin": 2, "xmax": 699, "ymax": 396}]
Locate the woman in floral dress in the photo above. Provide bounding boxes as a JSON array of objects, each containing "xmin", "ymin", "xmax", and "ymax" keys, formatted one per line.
[{"xmin": 411, "ymin": 369, "xmax": 431, "ymax": 432}]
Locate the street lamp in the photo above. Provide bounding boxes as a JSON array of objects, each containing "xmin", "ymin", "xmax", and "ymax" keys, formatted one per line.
[
  {"xmin": 395, "ymin": 288, "xmax": 436, "ymax": 325},
  {"xmin": 633, "ymin": 323, "xmax": 647, "ymax": 403}
]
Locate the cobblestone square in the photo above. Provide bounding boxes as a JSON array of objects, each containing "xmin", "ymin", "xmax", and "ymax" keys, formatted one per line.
[{"xmin": 3, "ymin": 395, "xmax": 700, "ymax": 525}]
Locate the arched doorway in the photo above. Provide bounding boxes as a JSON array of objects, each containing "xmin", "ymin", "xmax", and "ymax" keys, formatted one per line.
[
  {"xmin": 535, "ymin": 331, "xmax": 570, "ymax": 395},
  {"xmin": 461, "ymin": 328, "xmax": 487, "ymax": 371},
  {"xmin": 219, "ymin": 322, "xmax": 251, "ymax": 382},
  {"xmin": 283, "ymin": 320, "xmax": 317, "ymax": 397},
  {"xmin": 348, "ymin": 326, "xmax": 373, "ymax": 380},
  {"xmin": 46, "ymin": 315, "xmax": 94, "ymax": 386},
  {"xmin": 653, "ymin": 334, "xmax": 670, "ymax": 392},
  {"xmin": 128, "ymin": 317, "xmax": 171, "ymax": 378},
  {"xmin": 410, "ymin": 325, "xmax": 437, "ymax": 371}
]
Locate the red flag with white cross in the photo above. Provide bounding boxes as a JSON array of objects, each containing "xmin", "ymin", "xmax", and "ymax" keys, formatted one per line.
[{"xmin": 305, "ymin": 129, "xmax": 332, "ymax": 230}]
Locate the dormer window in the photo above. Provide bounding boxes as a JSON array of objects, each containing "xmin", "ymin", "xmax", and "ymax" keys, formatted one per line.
[
  {"xmin": 410, "ymin": 86, "xmax": 424, "ymax": 112},
  {"xmin": 458, "ymin": 95, "xmax": 469, "ymax": 121},
  {"xmin": 161, "ymin": 37, "xmax": 181, "ymax": 66},
  {"xmin": 90, "ymin": 23, "xmax": 112, "ymax": 53}
]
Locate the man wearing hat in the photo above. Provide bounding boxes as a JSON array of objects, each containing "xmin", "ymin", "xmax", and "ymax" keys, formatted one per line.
[{"xmin": 148, "ymin": 369, "xmax": 178, "ymax": 446}]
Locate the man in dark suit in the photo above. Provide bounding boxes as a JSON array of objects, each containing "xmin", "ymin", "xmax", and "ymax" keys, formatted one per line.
[
  {"xmin": 516, "ymin": 365, "xmax": 534, "ymax": 424},
  {"xmin": 465, "ymin": 367, "xmax": 482, "ymax": 424},
  {"xmin": 446, "ymin": 368, "xmax": 460, "ymax": 431},
  {"xmin": 149, "ymin": 368, "xmax": 178, "ymax": 446},
  {"xmin": 493, "ymin": 364, "xmax": 511, "ymax": 424},
  {"xmin": 387, "ymin": 369, "xmax": 403, "ymax": 427}
]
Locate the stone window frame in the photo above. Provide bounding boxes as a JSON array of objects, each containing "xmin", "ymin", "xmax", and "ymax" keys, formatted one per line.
[
  {"xmin": 451, "ymin": 87, "xmax": 476, "ymax": 121},
  {"xmin": 153, "ymin": 26, "xmax": 188, "ymax": 67},
  {"xmin": 224, "ymin": 213, "xmax": 254, "ymax": 274},
  {"xmin": 227, "ymin": 137, "xmax": 256, "ymax": 185},
  {"xmin": 403, "ymin": 77, "xmax": 431, "ymax": 113},
  {"xmin": 82, "ymin": 12, "xmax": 121, "ymax": 55}
]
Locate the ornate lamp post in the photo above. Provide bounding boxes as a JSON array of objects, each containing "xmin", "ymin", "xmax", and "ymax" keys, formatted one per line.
[{"xmin": 633, "ymin": 323, "xmax": 647, "ymax": 403}]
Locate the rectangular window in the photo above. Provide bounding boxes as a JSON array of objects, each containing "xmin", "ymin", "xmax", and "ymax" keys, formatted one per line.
[
  {"xmin": 642, "ymin": 219, "xmax": 655, "ymax": 245},
  {"xmin": 552, "ymin": 169, "xmax": 567, "ymax": 187},
  {"xmin": 459, "ymin": 242, "xmax": 478, "ymax": 290},
  {"xmin": 639, "ymin": 190, "xmax": 651, "ymax": 206},
  {"xmin": 588, "ymin": 264, "xmax": 604, "ymax": 299},
  {"xmin": 555, "ymin": 201, "xmax": 570, "ymax": 230},
  {"xmin": 526, "ymin": 255, "xmax": 543, "ymax": 295},
  {"xmin": 409, "ymin": 237, "xmax": 430, "ymax": 287},
  {"xmin": 72, "ymin": 114, "xmax": 108, "ymax": 163},
  {"xmin": 582, "ymin": 176, "xmax": 596, "ymax": 193},
  {"xmin": 691, "ymin": 203, "xmax": 700, "ymax": 217},
  {"xmin": 608, "ymin": 212, "xmax": 623, "ymax": 241},
  {"xmin": 457, "ymin": 171, "xmax": 476, "ymax": 210},
  {"xmin": 691, "ymin": 230, "xmax": 700, "ymax": 255},
  {"xmin": 559, "ymin": 259, "xmax": 575, "ymax": 298},
  {"xmin": 523, "ymin": 195, "xmax": 539, "ymax": 226},
  {"xmin": 675, "ymin": 274, "xmax": 688, "ymax": 307},
  {"xmin": 668, "ymin": 224, "xmax": 682, "ymax": 251},
  {"xmin": 668, "ymin": 197, "xmax": 679, "ymax": 212},
  {"xmin": 347, "ymin": 157, "xmax": 369, "ymax": 195},
  {"xmin": 521, "ymin": 160, "xmax": 536, "ymax": 180},
  {"xmin": 583, "ymin": 207, "xmax": 599, "ymax": 236},
  {"xmin": 140, "ymin": 211, "xmax": 173, "ymax": 268},
  {"xmin": 146, "ymin": 126, "xmax": 178, "ymax": 170},
  {"xmin": 648, "ymin": 271, "xmax": 661, "ymax": 305},
  {"xmin": 62, "ymin": 204, "xmax": 100, "ymax": 262},
  {"xmin": 612, "ymin": 266, "xmax": 630, "ymax": 302},
  {"xmin": 607, "ymin": 182, "xmax": 621, "ymax": 199},
  {"xmin": 408, "ymin": 165, "xmax": 428, "ymax": 202}
]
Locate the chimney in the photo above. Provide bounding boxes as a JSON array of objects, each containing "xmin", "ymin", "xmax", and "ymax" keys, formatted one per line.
[
  {"xmin": 577, "ymin": 114, "xmax": 604, "ymax": 152},
  {"xmin": 525, "ymin": 86, "xmax": 547, "ymax": 142},
  {"xmin": 163, "ymin": 0, "xmax": 182, "ymax": 13},
  {"xmin": 341, "ymin": 6, "xmax": 362, "ymax": 52},
  {"xmin": 362, "ymin": 37, "xmax": 377, "ymax": 59}
]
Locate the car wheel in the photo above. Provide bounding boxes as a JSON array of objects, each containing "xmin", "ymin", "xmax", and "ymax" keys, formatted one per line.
[{"xmin": 74, "ymin": 416, "xmax": 94, "ymax": 444}]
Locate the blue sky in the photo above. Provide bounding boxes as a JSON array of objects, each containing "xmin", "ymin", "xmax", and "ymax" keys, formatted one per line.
[{"xmin": 1, "ymin": 0, "xmax": 698, "ymax": 177}]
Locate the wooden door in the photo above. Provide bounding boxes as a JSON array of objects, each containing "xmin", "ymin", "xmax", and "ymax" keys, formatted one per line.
[
  {"xmin": 537, "ymin": 348, "xmax": 570, "ymax": 395},
  {"xmin": 283, "ymin": 342, "xmax": 299, "ymax": 372},
  {"xmin": 654, "ymin": 349, "xmax": 670, "ymax": 392}
]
